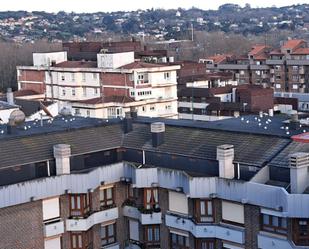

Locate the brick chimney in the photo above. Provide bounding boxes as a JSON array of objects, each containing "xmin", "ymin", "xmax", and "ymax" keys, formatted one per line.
[
  {"xmin": 217, "ymin": 144, "xmax": 235, "ymax": 179},
  {"xmin": 290, "ymin": 152, "xmax": 309, "ymax": 194},
  {"xmin": 151, "ymin": 122, "xmax": 165, "ymax": 147},
  {"xmin": 53, "ymin": 144, "xmax": 71, "ymax": 175}
]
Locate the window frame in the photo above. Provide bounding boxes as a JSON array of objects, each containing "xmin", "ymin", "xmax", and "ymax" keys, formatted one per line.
[
  {"xmin": 99, "ymin": 186, "xmax": 115, "ymax": 210},
  {"xmin": 101, "ymin": 223, "xmax": 116, "ymax": 247},
  {"xmin": 194, "ymin": 199, "xmax": 214, "ymax": 223},
  {"xmin": 170, "ymin": 233, "xmax": 189, "ymax": 249},
  {"xmin": 144, "ymin": 188, "xmax": 159, "ymax": 210},
  {"xmin": 261, "ymin": 214, "xmax": 287, "ymax": 235},
  {"xmin": 69, "ymin": 193, "xmax": 91, "ymax": 218},
  {"xmin": 144, "ymin": 225, "xmax": 160, "ymax": 247}
]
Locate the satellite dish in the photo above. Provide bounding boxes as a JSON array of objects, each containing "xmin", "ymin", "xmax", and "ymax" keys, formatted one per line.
[{"xmin": 9, "ymin": 110, "xmax": 26, "ymax": 126}]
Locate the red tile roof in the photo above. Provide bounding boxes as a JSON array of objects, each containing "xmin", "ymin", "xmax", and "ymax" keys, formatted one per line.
[
  {"xmin": 74, "ymin": 95, "xmax": 135, "ymax": 105},
  {"xmin": 207, "ymin": 54, "xmax": 232, "ymax": 64},
  {"xmin": 291, "ymin": 48, "xmax": 309, "ymax": 55},
  {"xmin": 119, "ymin": 61, "xmax": 167, "ymax": 69},
  {"xmin": 248, "ymin": 45, "xmax": 269, "ymax": 56},
  {"xmin": 281, "ymin": 39, "xmax": 306, "ymax": 50},
  {"xmin": 54, "ymin": 61, "xmax": 97, "ymax": 68}
]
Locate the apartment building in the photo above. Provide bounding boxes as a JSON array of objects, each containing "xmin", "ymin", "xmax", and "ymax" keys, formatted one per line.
[
  {"xmin": 16, "ymin": 50, "xmax": 180, "ymax": 119},
  {"xmin": 178, "ymin": 84, "xmax": 275, "ymax": 121},
  {"xmin": 2, "ymin": 113, "xmax": 309, "ymax": 249},
  {"xmin": 206, "ymin": 39, "xmax": 309, "ymax": 93}
]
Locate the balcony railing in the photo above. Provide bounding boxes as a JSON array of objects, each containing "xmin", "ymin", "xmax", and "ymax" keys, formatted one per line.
[
  {"xmin": 66, "ymin": 207, "xmax": 119, "ymax": 231},
  {"xmin": 43, "ymin": 219, "xmax": 64, "ymax": 237},
  {"xmin": 123, "ymin": 204, "xmax": 162, "ymax": 225},
  {"xmin": 165, "ymin": 213, "xmax": 245, "ymax": 244}
]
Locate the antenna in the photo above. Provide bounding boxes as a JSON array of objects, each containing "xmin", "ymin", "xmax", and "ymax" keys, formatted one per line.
[{"xmin": 191, "ymin": 23, "xmax": 194, "ymax": 42}]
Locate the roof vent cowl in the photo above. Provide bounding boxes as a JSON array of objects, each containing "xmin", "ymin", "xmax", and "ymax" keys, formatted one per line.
[{"xmin": 151, "ymin": 122, "xmax": 165, "ymax": 147}]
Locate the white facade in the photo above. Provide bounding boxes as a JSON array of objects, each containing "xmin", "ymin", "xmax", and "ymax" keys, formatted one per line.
[
  {"xmin": 97, "ymin": 52, "xmax": 135, "ymax": 69},
  {"xmin": 33, "ymin": 52, "xmax": 67, "ymax": 67}
]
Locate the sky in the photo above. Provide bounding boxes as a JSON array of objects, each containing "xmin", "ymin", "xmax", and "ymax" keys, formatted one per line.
[{"xmin": 0, "ymin": 0, "xmax": 308, "ymax": 13}]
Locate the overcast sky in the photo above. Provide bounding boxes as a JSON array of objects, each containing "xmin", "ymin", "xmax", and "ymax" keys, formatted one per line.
[{"xmin": 0, "ymin": 0, "xmax": 307, "ymax": 13}]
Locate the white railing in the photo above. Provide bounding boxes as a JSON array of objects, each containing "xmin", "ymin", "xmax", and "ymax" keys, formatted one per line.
[
  {"xmin": 66, "ymin": 207, "xmax": 119, "ymax": 231},
  {"xmin": 123, "ymin": 206, "xmax": 162, "ymax": 225}
]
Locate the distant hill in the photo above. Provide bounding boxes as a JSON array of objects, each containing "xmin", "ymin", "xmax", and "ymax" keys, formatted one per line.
[{"xmin": 0, "ymin": 4, "xmax": 309, "ymax": 42}]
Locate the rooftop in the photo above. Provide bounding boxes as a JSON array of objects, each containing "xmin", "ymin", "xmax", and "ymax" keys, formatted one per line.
[{"xmin": 54, "ymin": 61, "xmax": 97, "ymax": 68}]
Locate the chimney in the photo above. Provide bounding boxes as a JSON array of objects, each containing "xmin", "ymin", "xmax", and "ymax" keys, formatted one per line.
[
  {"xmin": 217, "ymin": 144, "xmax": 235, "ymax": 179},
  {"xmin": 53, "ymin": 144, "xmax": 71, "ymax": 175},
  {"xmin": 123, "ymin": 112, "xmax": 133, "ymax": 133},
  {"xmin": 130, "ymin": 107, "xmax": 138, "ymax": 119},
  {"xmin": 6, "ymin": 88, "xmax": 14, "ymax": 105},
  {"xmin": 151, "ymin": 122, "xmax": 165, "ymax": 147},
  {"xmin": 289, "ymin": 112, "xmax": 300, "ymax": 130},
  {"xmin": 290, "ymin": 153, "xmax": 309, "ymax": 194}
]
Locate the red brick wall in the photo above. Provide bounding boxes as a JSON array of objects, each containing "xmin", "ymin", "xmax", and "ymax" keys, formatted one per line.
[
  {"xmin": 0, "ymin": 200, "xmax": 44, "ymax": 249},
  {"xmin": 101, "ymin": 73, "xmax": 133, "ymax": 87},
  {"xmin": 102, "ymin": 87, "xmax": 129, "ymax": 97},
  {"xmin": 19, "ymin": 69, "xmax": 45, "ymax": 93}
]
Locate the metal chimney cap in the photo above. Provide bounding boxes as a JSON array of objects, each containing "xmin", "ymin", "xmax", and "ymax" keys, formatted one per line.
[{"xmin": 151, "ymin": 122, "xmax": 165, "ymax": 133}]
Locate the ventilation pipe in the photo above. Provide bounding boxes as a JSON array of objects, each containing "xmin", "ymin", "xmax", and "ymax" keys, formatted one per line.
[
  {"xmin": 53, "ymin": 144, "xmax": 71, "ymax": 175},
  {"xmin": 151, "ymin": 122, "xmax": 165, "ymax": 147},
  {"xmin": 6, "ymin": 88, "xmax": 14, "ymax": 105}
]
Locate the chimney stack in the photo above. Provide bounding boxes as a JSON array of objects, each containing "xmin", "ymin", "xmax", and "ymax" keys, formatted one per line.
[
  {"xmin": 123, "ymin": 112, "xmax": 133, "ymax": 133},
  {"xmin": 6, "ymin": 88, "xmax": 14, "ymax": 105},
  {"xmin": 290, "ymin": 153, "xmax": 309, "ymax": 194},
  {"xmin": 151, "ymin": 122, "xmax": 165, "ymax": 147},
  {"xmin": 217, "ymin": 144, "xmax": 235, "ymax": 179},
  {"xmin": 53, "ymin": 144, "xmax": 71, "ymax": 175}
]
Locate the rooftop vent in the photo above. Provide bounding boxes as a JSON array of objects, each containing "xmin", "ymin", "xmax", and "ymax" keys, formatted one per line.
[
  {"xmin": 151, "ymin": 122, "xmax": 165, "ymax": 147},
  {"xmin": 6, "ymin": 88, "xmax": 14, "ymax": 105},
  {"xmin": 123, "ymin": 112, "xmax": 133, "ymax": 134}
]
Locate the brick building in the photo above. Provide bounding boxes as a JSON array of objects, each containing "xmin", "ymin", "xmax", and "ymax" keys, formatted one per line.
[
  {"xmin": 205, "ymin": 39, "xmax": 309, "ymax": 93},
  {"xmin": 16, "ymin": 51, "xmax": 180, "ymax": 119},
  {"xmin": 1, "ymin": 113, "xmax": 309, "ymax": 249}
]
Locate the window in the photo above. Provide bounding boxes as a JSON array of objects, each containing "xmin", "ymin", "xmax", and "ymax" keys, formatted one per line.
[
  {"xmin": 222, "ymin": 201, "xmax": 244, "ymax": 225},
  {"xmin": 62, "ymin": 88, "xmax": 66, "ymax": 96},
  {"xmin": 170, "ymin": 233, "xmax": 189, "ymax": 249},
  {"xmin": 293, "ymin": 84, "xmax": 299, "ymax": 90},
  {"xmin": 261, "ymin": 214, "xmax": 287, "ymax": 235},
  {"xmin": 101, "ymin": 224, "xmax": 116, "ymax": 246},
  {"xmin": 100, "ymin": 186, "xmax": 114, "ymax": 209},
  {"xmin": 86, "ymin": 110, "xmax": 90, "ymax": 117},
  {"xmin": 70, "ymin": 193, "xmax": 91, "ymax": 217},
  {"xmin": 144, "ymin": 188, "xmax": 159, "ymax": 209},
  {"xmin": 71, "ymin": 73, "xmax": 75, "ymax": 82},
  {"xmin": 145, "ymin": 225, "xmax": 160, "ymax": 246},
  {"xmin": 293, "ymin": 66, "xmax": 299, "ymax": 71},
  {"xmin": 42, "ymin": 197, "xmax": 60, "ymax": 221},
  {"xmin": 75, "ymin": 109, "xmax": 81, "ymax": 116},
  {"xmin": 61, "ymin": 73, "xmax": 65, "ymax": 81},
  {"xmin": 240, "ymin": 70, "xmax": 245, "ymax": 75},
  {"xmin": 92, "ymin": 73, "xmax": 97, "ymax": 80},
  {"xmin": 128, "ymin": 185, "xmax": 139, "ymax": 199},
  {"xmin": 150, "ymin": 106, "xmax": 155, "ymax": 111},
  {"xmin": 71, "ymin": 232, "xmax": 83, "ymax": 249},
  {"xmin": 82, "ymin": 73, "xmax": 86, "ymax": 82},
  {"xmin": 83, "ymin": 87, "xmax": 87, "ymax": 97},
  {"xmin": 293, "ymin": 219, "xmax": 309, "ymax": 246},
  {"xmin": 164, "ymin": 72, "xmax": 171, "ymax": 80},
  {"xmin": 169, "ymin": 191, "xmax": 188, "ymax": 215},
  {"xmin": 72, "ymin": 88, "xmax": 76, "ymax": 96},
  {"xmin": 94, "ymin": 88, "xmax": 98, "ymax": 95},
  {"xmin": 196, "ymin": 239, "xmax": 215, "ymax": 249},
  {"xmin": 137, "ymin": 73, "xmax": 148, "ymax": 84},
  {"xmin": 142, "ymin": 106, "xmax": 146, "ymax": 112},
  {"xmin": 194, "ymin": 199, "xmax": 214, "ymax": 222}
]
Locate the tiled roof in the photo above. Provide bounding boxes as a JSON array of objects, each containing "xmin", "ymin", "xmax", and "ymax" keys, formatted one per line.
[
  {"xmin": 291, "ymin": 48, "xmax": 309, "ymax": 55},
  {"xmin": 281, "ymin": 39, "xmax": 306, "ymax": 50},
  {"xmin": 119, "ymin": 61, "xmax": 167, "ymax": 69},
  {"xmin": 248, "ymin": 45, "xmax": 269, "ymax": 56},
  {"xmin": 73, "ymin": 95, "xmax": 135, "ymax": 105}
]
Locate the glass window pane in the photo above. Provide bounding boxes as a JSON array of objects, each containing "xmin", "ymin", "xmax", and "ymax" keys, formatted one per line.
[
  {"xmin": 101, "ymin": 226, "xmax": 106, "ymax": 238},
  {"xmin": 263, "ymin": 214, "xmax": 270, "ymax": 225},
  {"xmin": 200, "ymin": 201, "xmax": 205, "ymax": 215},
  {"xmin": 153, "ymin": 189, "xmax": 158, "ymax": 202},
  {"xmin": 76, "ymin": 196, "xmax": 81, "ymax": 209},
  {"xmin": 108, "ymin": 224, "xmax": 114, "ymax": 236},
  {"xmin": 78, "ymin": 234, "xmax": 82, "ymax": 247},
  {"xmin": 273, "ymin": 216, "xmax": 279, "ymax": 227},
  {"xmin": 107, "ymin": 188, "xmax": 112, "ymax": 199},
  {"xmin": 281, "ymin": 218, "xmax": 287, "ymax": 228},
  {"xmin": 72, "ymin": 235, "xmax": 77, "ymax": 248},
  {"xmin": 172, "ymin": 233, "xmax": 176, "ymax": 243},
  {"xmin": 154, "ymin": 227, "xmax": 160, "ymax": 241},
  {"xmin": 71, "ymin": 196, "xmax": 75, "ymax": 209},
  {"xmin": 207, "ymin": 201, "xmax": 213, "ymax": 215},
  {"xmin": 147, "ymin": 228, "xmax": 153, "ymax": 241}
]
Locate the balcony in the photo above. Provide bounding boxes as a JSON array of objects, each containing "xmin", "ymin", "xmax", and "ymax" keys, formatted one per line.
[
  {"xmin": 123, "ymin": 205, "xmax": 162, "ymax": 225},
  {"xmin": 165, "ymin": 213, "xmax": 245, "ymax": 244},
  {"xmin": 44, "ymin": 219, "xmax": 64, "ymax": 237},
  {"xmin": 258, "ymin": 232, "xmax": 302, "ymax": 249},
  {"xmin": 66, "ymin": 207, "xmax": 118, "ymax": 231}
]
